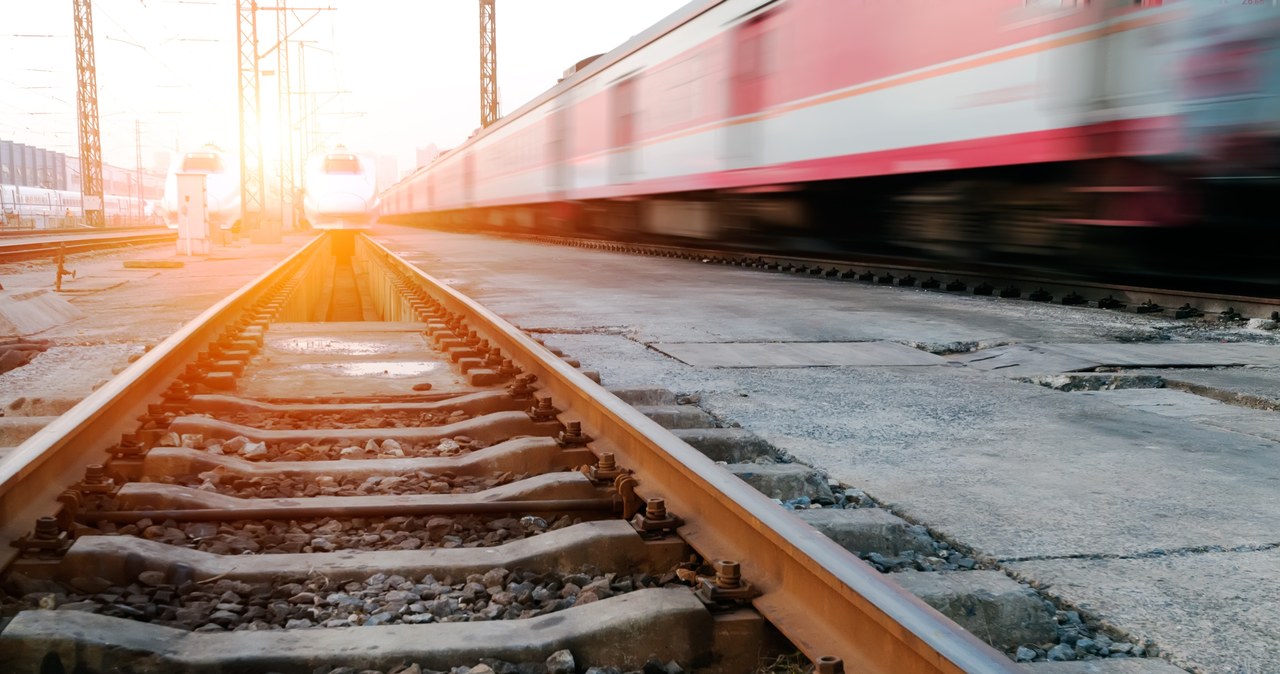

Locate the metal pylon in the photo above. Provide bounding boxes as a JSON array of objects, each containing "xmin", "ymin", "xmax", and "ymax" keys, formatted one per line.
[
  {"xmin": 73, "ymin": 0, "xmax": 104, "ymax": 227},
  {"xmin": 237, "ymin": 0, "xmax": 265, "ymax": 232},
  {"xmin": 480, "ymin": 0, "xmax": 498, "ymax": 127}
]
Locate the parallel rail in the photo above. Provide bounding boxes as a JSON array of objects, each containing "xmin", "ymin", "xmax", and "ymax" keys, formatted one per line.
[
  {"xmin": 0, "ymin": 229, "xmax": 176, "ymax": 262},
  {"xmin": 0, "ymin": 231, "xmax": 1021, "ymax": 673}
]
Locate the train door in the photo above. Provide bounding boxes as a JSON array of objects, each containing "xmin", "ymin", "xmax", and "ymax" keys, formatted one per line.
[
  {"xmin": 610, "ymin": 76, "xmax": 639, "ymax": 184},
  {"xmin": 727, "ymin": 9, "xmax": 778, "ymax": 168}
]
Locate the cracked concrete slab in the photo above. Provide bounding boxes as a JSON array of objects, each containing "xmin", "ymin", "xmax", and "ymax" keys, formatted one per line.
[
  {"xmin": 1077, "ymin": 388, "xmax": 1280, "ymax": 444},
  {"xmin": 650, "ymin": 340, "xmax": 947, "ymax": 368},
  {"xmin": 952, "ymin": 342, "xmax": 1280, "ymax": 376},
  {"xmin": 1008, "ymin": 548, "xmax": 1280, "ymax": 674},
  {"xmin": 1160, "ymin": 367, "xmax": 1280, "ymax": 411}
]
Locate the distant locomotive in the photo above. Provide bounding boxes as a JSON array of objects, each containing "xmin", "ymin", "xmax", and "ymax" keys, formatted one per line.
[
  {"xmin": 302, "ymin": 147, "xmax": 378, "ymax": 230},
  {"xmin": 379, "ymin": 0, "xmax": 1279, "ymax": 270},
  {"xmin": 161, "ymin": 146, "xmax": 242, "ymax": 232}
]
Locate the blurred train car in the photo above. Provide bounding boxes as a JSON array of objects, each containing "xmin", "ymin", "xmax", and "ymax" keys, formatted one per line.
[
  {"xmin": 302, "ymin": 147, "xmax": 378, "ymax": 230},
  {"xmin": 0, "ymin": 183, "xmax": 146, "ymax": 229},
  {"xmin": 380, "ymin": 0, "xmax": 1280, "ymax": 270},
  {"xmin": 161, "ymin": 146, "xmax": 242, "ymax": 231}
]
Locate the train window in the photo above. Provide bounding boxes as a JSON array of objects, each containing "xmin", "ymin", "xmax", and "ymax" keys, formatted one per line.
[
  {"xmin": 183, "ymin": 153, "xmax": 225, "ymax": 173},
  {"xmin": 323, "ymin": 155, "xmax": 361, "ymax": 174}
]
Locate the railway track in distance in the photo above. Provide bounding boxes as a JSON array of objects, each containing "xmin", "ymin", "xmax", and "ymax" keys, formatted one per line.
[
  {"xmin": 0, "ymin": 228, "xmax": 177, "ymax": 263},
  {"xmin": 498, "ymin": 232, "xmax": 1280, "ymax": 323},
  {"xmin": 0, "ymin": 231, "xmax": 1020, "ymax": 673}
]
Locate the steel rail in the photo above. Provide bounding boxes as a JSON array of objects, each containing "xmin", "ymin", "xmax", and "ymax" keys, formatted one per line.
[
  {"xmin": 0, "ymin": 226, "xmax": 168, "ymax": 238},
  {"xmin": 0, "ymin": 232, "xmax": 177, "ymax": 262},
  {"xmin": 0, "ymin": 234, "xmax": 322, "ymax": 570},
  {"xmin": 362, "ymin": 234, "xmax": 1023, "ymax": 674}
]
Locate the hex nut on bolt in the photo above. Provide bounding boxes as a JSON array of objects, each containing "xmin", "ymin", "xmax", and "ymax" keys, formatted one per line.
[{"xmin": 814, "ymin": 656, "xmax": 844, "ymax": 674}]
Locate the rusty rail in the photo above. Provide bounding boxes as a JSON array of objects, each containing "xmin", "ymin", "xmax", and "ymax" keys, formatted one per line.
[
  {"xmin": 0, "ymin": 234, "xmax": 323, "ymax": 569},
  {"xmin": 359, "ymin": 234, "xmax": 1023, "ymax": 674}
]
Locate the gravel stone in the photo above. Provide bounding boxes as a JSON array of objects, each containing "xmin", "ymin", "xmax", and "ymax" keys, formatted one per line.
[
  {"xmin": 1047, "ymin": 643, "xmax": 1076, "ymax": 661},
  {"xmin": 544, "ymin": 650, "xmax": 574, "ymax": 674}
]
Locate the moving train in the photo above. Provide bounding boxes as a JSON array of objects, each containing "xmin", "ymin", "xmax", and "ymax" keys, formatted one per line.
[
  {"xmin": 0, "ymin": 184, "xmax": 147, "ymax": 229},
  {"xmin": 161, "ymin": 146, "xmax": 242, "ymax": 231},
  {"xmin": 301, "ymin": 147, "xmax": 378, "ymax": 230},
  {"xmin": 379, "ymin": 0, "xmax": 1280, "ymax": 272}
]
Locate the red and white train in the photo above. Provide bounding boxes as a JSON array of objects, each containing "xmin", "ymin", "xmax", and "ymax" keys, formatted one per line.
[{"xmin": 380, "ymin": 0, "xmax": 1280, "ymax": 265}]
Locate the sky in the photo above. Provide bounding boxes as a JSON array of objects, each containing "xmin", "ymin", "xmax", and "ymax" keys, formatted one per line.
[{"xmin": 1, "ymin": 0, "xmax": 690, "ymax": 177}]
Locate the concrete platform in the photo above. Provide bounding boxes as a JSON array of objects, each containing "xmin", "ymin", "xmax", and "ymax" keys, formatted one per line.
[
  {"xmin": 237, "ymin": 322, "xmax": 476, "ymax": 399},
  {"xmin": 367, "ymin": 226, "xmax": 1280, "ymax": 673}
]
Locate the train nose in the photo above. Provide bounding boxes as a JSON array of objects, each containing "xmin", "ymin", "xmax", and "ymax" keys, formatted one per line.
[{"xmin": 318, "ymin": 193, "xmax": 369, "ymax": 215}]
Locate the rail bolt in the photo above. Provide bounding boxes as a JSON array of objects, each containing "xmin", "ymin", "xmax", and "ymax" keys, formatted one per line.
[
  {"xmin": 557, "ymin": 421, "xmax": 591, "ymax": 447},
  {"xmin": 84, "ymin": 464, "xmax": 106, "ymax": 485},
  {"xmin": 695, "ymin": 559, "xmax": 759, "ymax": 605},
  {"xmin": 645, "ymin": 497, "xmax": 667, "ymax": 520},
  {"xmin": 715, "ymin": 560, "xmax": 741, "ymax": 589},
  {"xmin": 528, "ymin": 396, "xmax": 558, "ymax": 422},
  {"xmin": 814, "ymin": 656, "xmax": 844, "ymax": 674},
  {"xmin": 33, "ymin": 516, "xmax": 60, "ymax": 540},
  {"xmin": 508, "ymin": 373, "xmax": 534, "ymax": 399},
  {"xmin": 590, "ymin": 452, "xmax": 624, "ymax": 482}
]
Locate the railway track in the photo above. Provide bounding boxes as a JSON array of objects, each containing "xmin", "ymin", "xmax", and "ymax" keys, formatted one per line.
[
  {"xmin": 0, "ymin": 232, "xmax": 1021, "ymax": 673},
  {"xmin": 475, "ymin": 231, "xmax": 1280, "ymax": 324},
  {"xmin": 0, "ymin": 228, "xmax": 176, "ymax": 263}
]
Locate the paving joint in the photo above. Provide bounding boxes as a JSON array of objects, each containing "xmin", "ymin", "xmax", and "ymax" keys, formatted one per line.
[{"xmin": 997, "ymin": 541, "xmax": 1280, "ymax": 564}]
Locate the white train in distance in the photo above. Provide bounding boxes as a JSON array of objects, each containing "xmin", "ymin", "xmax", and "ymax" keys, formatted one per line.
[
  {"xmin": 302, "ymin": 147, "xmax": 378, "ymax": 230},
  {"xmin": 161, "ymin": 146, "xmax": 242, "ymax": 231},
  {"xmin": 0, "ymin": 184, "xmax": 149, "ymax": 229}
]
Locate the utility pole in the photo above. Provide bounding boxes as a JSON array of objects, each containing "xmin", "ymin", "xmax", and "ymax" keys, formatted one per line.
[
  {"xmin": 277, "ymin": 3, "xmax": 295, "ymax": 231},
  {"xmin": 480, "ymin": 0, "xmax": 499, "ymax": 128},
  {"xmin": 73, "ymin": 0, "xmax": 104, "ymax": 227},
  {"xmin": 237, "ymin": 0, "xmax": 266, "ymax": 239}
]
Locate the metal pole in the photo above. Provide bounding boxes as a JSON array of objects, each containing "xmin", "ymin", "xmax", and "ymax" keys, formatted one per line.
[
  {"xmin": 479, "ymin": 0, "xmax": 499, "ymax": 128},
  {"xmin": 72, "ymin": 0, "xmax": 104, "ymax": 228},
  {"xmin": 237, "ymin": 0, "xmax": 266, "ymax": 238}
]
